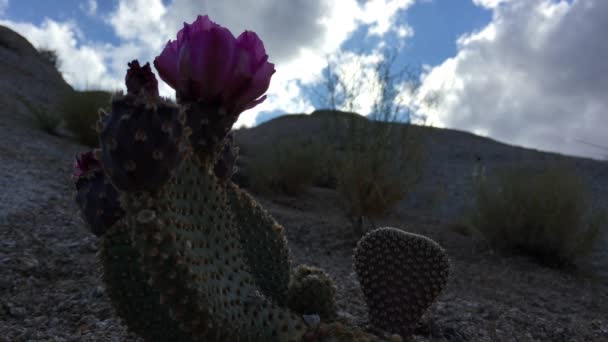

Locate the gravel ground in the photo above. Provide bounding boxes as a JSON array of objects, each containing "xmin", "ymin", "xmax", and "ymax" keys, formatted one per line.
[{"xmin": 1, "ymin": 114, "xmax": 607, "ymax": 341}]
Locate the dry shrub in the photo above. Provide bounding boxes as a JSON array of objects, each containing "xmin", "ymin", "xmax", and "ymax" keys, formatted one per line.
[
  {"xmin": 329, "ymin": 117, "xmax": 425, "ymax": 231},
  {"xmin": 61, "ymin": 90, "xmax": 112, "ymax": 147},
  {"xmin": 37, "ymin": 48, "xmax": 60, "ymax": 70},
  {"xmin": 16, "ymin": 94, "xmax": 61, "ymax": 135},
  {"xmin": 247, "ymin": 138, "xmax": 327, "ymax": 195},
  {"xmin": 471, "ymin": 162, "xmax": 605, "ymax": 267}
]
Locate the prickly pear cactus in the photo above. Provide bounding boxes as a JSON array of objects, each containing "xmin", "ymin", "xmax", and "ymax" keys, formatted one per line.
[
  {"xmin": 354, "ymin": 228, "xmax": 450, "ymax": 337},
  {"xmin": 71, "ymin": 15, "xmax": 452, "ymax": 340}
]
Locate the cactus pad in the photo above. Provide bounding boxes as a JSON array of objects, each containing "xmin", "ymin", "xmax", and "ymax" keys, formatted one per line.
[
  {"xmin": 225, "ymin": 181, "xmax": 292, "ymax": 305},
  {"xmin": 287, "ymin": 265, "xmax": 338, "ymax": 321},
  {"xmin": 98, "ymin": 93, "xmax": 183, "ymax": 193},
  {"xmin": 353, "ymin": 227, "xmax": 450, "ymax": 337},
  {"xmin": 99, "ymin": 221, "xmax": 190, "ymax": 341},
  {"xmin": 122, "ymin": 156, "xmax": 308, "ymax": 341}
]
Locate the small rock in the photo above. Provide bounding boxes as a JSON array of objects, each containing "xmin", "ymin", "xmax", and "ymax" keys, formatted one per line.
[{"xmin": 9, "ymin": 305, "xmax": 26, "ymax": 318}]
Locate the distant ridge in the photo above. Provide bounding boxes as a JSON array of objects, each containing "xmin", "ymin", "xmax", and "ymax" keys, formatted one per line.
[{"xmin": 235, "ymin": 110, "xmax": 608, "ymax": 223}]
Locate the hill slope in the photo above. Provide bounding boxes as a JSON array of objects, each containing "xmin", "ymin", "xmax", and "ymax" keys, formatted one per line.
[{"xmin": 235, "ymin": 109, "xmax": 608, "ymax": 223}]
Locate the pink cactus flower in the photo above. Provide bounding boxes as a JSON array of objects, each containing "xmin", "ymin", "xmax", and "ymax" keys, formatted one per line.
[
  {"xmin": 154, "ymin": 15, "xmax": 275, "ymax": 115},
  {"xmin": 73, "ymin": 151, "xmax": 101, "ymax": 179}
]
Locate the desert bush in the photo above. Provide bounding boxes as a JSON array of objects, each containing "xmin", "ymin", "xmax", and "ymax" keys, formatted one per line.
[
  {"xmin": 246, "ymin": 137, "xmax": 327, "ymax": 195},
  {"xmin": 61, "ymin": 90, "xmax": 112, "ymax": 147},
  {"xmin": 329, "ymin": 117, "xmax": 425, "ymax": 231},
  {"xmin": 471, "ymin": 162, "xmax": 605, "ymax": 267},
  {"xmin": 314, "ymin": 48, "xmax": 431, "ymax": 231}
]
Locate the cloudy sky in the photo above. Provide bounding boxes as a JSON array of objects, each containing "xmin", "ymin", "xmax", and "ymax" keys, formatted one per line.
[{"xmin": 1, "ymin": 0, "xmax": 606, "ymax": 160}]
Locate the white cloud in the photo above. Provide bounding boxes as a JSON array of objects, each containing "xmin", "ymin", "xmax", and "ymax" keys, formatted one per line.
[
  {"xmin": 106, "ymin": 0, "xmax": 167, "ymax": 49},
  {"xmin": 1, "ymin": 0, "xmax": 416, "ymax": 128},
  {"xmin": 80, "ymin": 0, "xmax": 98, "ymax": 17},
  {"xmin": 0, "ymin": 18, "xmax": 120, "ymax": 91},
  {"xmin": 358, "ymin": 0, "xmax": 415, "ymax": 36},
  {"xmin": 472, "ymin": 0, "xmax": 512, "ymax": 9},
  {"xmin": 416, "ymin": 0, "xmax": 608, "ymax": 160}
]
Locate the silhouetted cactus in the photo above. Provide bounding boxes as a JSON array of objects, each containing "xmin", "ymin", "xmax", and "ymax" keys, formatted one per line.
[
  {"xmin": 354, "ymin": 228, "xmax": 450, "ymax": 337},
  {"xmin": 71, "ymin": 21, "xmax": 451, "ymax": 339}
]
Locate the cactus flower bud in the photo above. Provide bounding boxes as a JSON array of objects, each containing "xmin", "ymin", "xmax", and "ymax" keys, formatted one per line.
[{"xmin": 125, "ymin": 60, "xmax": 159, "ymax": 99}]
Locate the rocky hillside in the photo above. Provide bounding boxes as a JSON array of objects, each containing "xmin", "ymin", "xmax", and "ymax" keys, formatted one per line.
[
  {"xmin": 0, "ymin": 25, "xmax": 73, "ymax": 123},
  {"xmin": 235, "ymin": 110, "xmax": 608, "ymax": 224},
  {"xmin": 0, "ymin": 25, "xmax": 77, "ymax": 222}
]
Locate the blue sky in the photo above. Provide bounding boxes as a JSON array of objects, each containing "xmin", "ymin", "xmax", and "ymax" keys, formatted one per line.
[{"xmin": 0, "ymin": 0, "xmax": 606, "ymax": 160}]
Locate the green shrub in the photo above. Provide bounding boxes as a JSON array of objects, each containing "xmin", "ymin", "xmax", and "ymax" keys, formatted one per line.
[
  {"xmin": 246, "ymin": 137, "xmax": 327, "ymax": 195},
  {"xmin": 471, "ymin": 162, "xmax": 605, "ymax": 267},
  {"xmin": 61, "ymin": 90, "xmax": 113, "ymax": 146}
]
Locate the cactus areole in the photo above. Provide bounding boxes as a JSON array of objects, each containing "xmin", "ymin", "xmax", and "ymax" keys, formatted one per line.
[{"xmin": 71, "ymin": 14, "xmax": 450, "ymax": 342}]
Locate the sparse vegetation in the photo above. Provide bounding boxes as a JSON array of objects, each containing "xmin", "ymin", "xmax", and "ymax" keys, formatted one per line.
[
  {"xmin": 314, "ymin": 49, "xmax": 431, "ymax": 231},
  {"xmin": 328, "ymin": 118, "xmax": 425, "ymax": 231},
  {"xmin": 37, "ymin": 48, "xmax": 60, "ymax": 70},
  {"xmin": 471, "ymin": 162, "xmax": 605, "ymax": 267},
  {"xmin": 61, "ymin": 90, "xmax": 113, "ymax": 147},
  {"xmin": 246, "ymin": 137, "xmax": 328, "ymax": 195},
  {"xmin": 16, "ymin": 94, "xmax": 61, "ymax": 135}
]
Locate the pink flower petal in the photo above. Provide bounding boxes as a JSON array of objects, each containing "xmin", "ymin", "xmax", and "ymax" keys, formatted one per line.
[
  {"xmin": 153, "ymin": 40, "xmax": 180, "ymax": 89},
  {"xmin": 236, "ymin": 31, "xmax": 267, "ymax": 70},
  {"xmin": 231, "ymin": 61, "xmax": 275, "ymax": 113},
  {"xmin": 189, "ymin": 26, "xmax": 237, "ymax": 101}
]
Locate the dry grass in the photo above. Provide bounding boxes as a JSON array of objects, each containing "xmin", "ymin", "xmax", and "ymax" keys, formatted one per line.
[
  {"xmin": 16, "ymin": 93, "xmax": 62, "ymax": 136},
  {"xmin": 246, "ymin": 137, "xmax": 328, "ymax": 196},
  {"xmin": 325, "ymin": 115, "xmax": 426, "ymax": 231},
  {"xmin": 471, "ymin": 161, "xmax": 606, "ymax": 267},
  {"xmin": 61, "ymin": 90, "xmax": 112, "ymax": 147}
]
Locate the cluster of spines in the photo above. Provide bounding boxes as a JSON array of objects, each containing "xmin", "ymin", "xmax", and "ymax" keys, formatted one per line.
[{"xmin": 213, "ymin": 132, "xmax": 239, "ymax": 182}]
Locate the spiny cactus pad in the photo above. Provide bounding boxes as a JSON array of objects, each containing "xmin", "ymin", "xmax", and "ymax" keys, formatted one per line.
[
  {"xmin": 122, "ymin": 156, "xmax": 308, "ymax": 341},
  {"xmin": 353, "ymin": 227, "xmax": 450, "ymax": 337},
  {"xmin": 287, "ymin": 265, "xmax": 338, "ymax": 321},
  {"xmin": 225, "ymin": 181, "xmax": 292, "ymax": 305},
  {"xmin": 98, "ymin": 93, "xmax": 183, "ymax": 193},
  {"xmin": 99, "ymin": 221, "xmax": 189, "ymax": 341}
]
